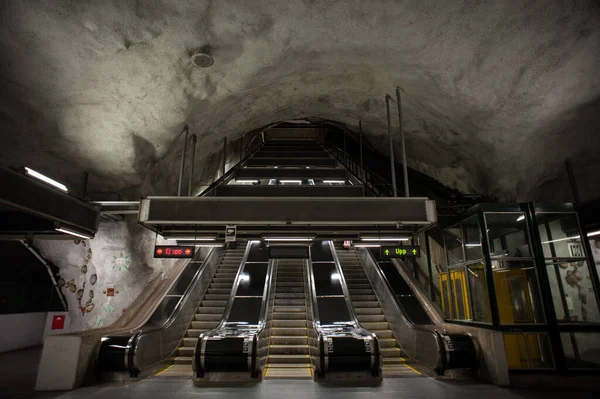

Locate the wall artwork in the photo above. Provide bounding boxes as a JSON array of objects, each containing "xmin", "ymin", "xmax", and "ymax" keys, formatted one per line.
[{"xmin": 112, "ymin": 252, "xmax": 131, "ymax": 271}]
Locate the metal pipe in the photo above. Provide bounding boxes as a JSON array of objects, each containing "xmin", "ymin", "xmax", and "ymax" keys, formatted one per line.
[
  {"xmin": 188, "ymin": 135, "xmax": 197, "ymax": 196},
  {"xmin": 385, "ymin": 95, "xmax": 398, "ymax": 197},
  {"xmin": 396, "ymin": 87, "xmax": 410, "ymax": 197},
  {"xmin": 177, "ymin": 125, "xmax": 189, "ymax": 196},
  {"xmin": 222, "ymin": 137, "xmax": 227, "ymax": 177},
  {"xmin": 565, "ymin": 159, "xmax": 580, "ymax": 203}
]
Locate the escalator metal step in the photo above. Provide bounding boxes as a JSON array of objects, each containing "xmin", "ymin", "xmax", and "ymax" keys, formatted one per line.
[
  {"xmin": 270, "ymin": 336, "xmax": 309, "ymax": 345},
  {"xmin": 356, "ymin": 314, "xmax": 386, "ymax": 322},
  {"xmin": 268, "ymin": 345, "xmax": 310, "ymax": 355},
  {"xmin": 173, "ymin": 356, "xmax": 193, "ymax": 365},
  {"xmin": 195, "ymin": 306, "xmax": 225, "ymax": 314},
  {"xmin": 270, "ymin": 327, "xmax": 308, "ymax": 336},
  {"xmin": 194, "ymin": 313, "xmax": 221, "ymax": 321},
  {"xmin": 354, "ymin": 307, "xmax": 383, "ymax": 315},
  {"xmin": 267, "ymin": 354, "xmax": 311, "ymax": 364}
]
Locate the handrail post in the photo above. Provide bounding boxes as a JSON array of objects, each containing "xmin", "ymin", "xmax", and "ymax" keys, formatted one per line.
[
  {"xmin": 177, "ymin": 124, "xmax": 189, "ymax": 196},
  {"xmin": 396, "ymin": 87, "xmax": 410, "ymax": 197},
  {"xmin": 222, "ymin": 137, "xmax": 227, "ymax": 177},
  {"xmin": 187, "ymin": 135, "xmax": 197, "ymax": 196},
  {"xmin": 385, "ymin": 95, "xmax": 398, "ymax": 197}
]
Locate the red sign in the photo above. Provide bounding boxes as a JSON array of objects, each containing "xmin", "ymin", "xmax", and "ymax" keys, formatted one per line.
[
  {"xmin": 51, "ymin": 315, "xmax": 65, "ymax": 330},
  {"xmin": 154, "ymin": 246, "xmax": 195, "ymax": 259}
]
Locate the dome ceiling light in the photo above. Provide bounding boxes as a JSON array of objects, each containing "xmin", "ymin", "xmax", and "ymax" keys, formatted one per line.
[{"xmin": 190, "ymin": 48, "xmax": 214, "ymax": 68}]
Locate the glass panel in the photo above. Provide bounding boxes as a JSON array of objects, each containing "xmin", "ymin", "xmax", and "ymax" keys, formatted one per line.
[
  {"xmin": 448, "ymin": 268, "xmax": 470, "ymax": 320},
  {"xmin": 428, "ymin": 227, "xmax": 446, "ymax": 314},
  {"xmin": 236, "ymin": 262, "xmax": 268, "ymax": 296},
  {"xmin": 440, "ymin": 274, "xmax": 453, "ymax": 319},
  {"xmin": 492, "ymin": 260, "xmax": 545, "ymax": 324},
  {"xmin": 313, "ymin": 263, "xmax": 343, "ymax": 296},
  {"xmin": 485, "ymin": 213, "xmax": 531, "ymax": 258},
  {"xmin": 537, "ymin": 213, "xmax": 585, "ymax": 259},
  {"xmin": 462, "ymin": 217, "xmax": 483, "ymax": 261},
  {"xmin": 503, "ymin": 333, "xmax": 554, "ymax": 369},
  {"xmin": 445, "ymin": 227, "xmax": 463, "ymax": 266},
  {"xmin": 466, "ymin": 263, "xmax": 491, "ymax": 322},
  {"xmin": 561, "ymin": 333, "xmax": 600, "ymax": 369},
  {"xmin": 545, "ymin": 261, "xmax": 600, "ymax": 323}
]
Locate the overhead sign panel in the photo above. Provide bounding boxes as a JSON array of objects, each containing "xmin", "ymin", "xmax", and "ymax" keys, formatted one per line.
[
  {"xmin": 380, "ymin": 245, "xmax": 421, "ymax": 259},
  {"xmin": 154, "ymin": 245, "xmax": 194, "ymax": 258},
  {"xmin": 225, "ymin": 225, "xmax": 237, "ymax": 242}
]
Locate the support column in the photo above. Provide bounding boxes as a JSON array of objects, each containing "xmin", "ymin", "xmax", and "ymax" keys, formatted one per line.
[
  {"xmin": 177, "ymin": 125, "xmax": 189, "ymax": 196},
  {"xmin": 396, "ymin": 87, "xmax": 410, "ymax": 197},
  {"xmin": 385, "ymin": 95, "xmax": 398, "ymax": 197},
  {"xmin": 187, "ymin": 135, "xmax": 197, "ymax": 196}
]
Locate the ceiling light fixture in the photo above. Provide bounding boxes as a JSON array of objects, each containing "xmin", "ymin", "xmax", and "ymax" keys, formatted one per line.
[
  {"xmin": 25, "ymin": 167, "xmax": 68, "ymax": 192},
  {"xmin": 166, "ymin": 236, "xmax": 216, "ymax": 241},
  {"xmin": 55, "ymin": 227, "xmax": 92, "ymax": 239},
  {"xmin": 517, "ymin": 215, "xmax": 525, "ymax": 222},
  {"xmin": 361, "ymin": 237, "xmax": 410, "ymax": 241},
  {"xmin": 323, "ymin": 180, "xmax": 345, "ymax": 184},
  {"xmin": 263, "ymin": 237, "xmax": 314, "ymax": 242},
  {"xmin": 353, "ymin": 243, "xmax": 382, "ymax": 248},
  {"xmin": 190, "ymin": 48, "xmax": 214, "ymax": 68}
]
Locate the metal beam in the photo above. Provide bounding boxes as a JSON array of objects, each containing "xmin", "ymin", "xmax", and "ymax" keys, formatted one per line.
[
  {"xmin": 139, "ymin": 196, "xmax": 436, "ymax": 226},
  {"xmin": 214, "ymin": 185, "xmax": 364, "ymax": 197},
  {"xmin": 396, "ymin": 87, "xmax": 410, "ymax": 197},
  {"xmin": 0, "ymin": 167, "xmax": 99, "ymax": 237},
  {"xmin": 385, "ymin": 95, "xmax": 398, "ymax": 197},
  {"xmin": 177, "ymin": 125, "xmax": 189, "ymax": 196},
  {"xmin": 234, "ymin": 168, "xmax": 347, "ymax": 179}
]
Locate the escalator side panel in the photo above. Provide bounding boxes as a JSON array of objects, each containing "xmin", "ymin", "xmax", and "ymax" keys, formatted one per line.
[
  {"xmin": 228, "ymin": 298, "xmax": 263, "ymax": 324},
  {"xmin": 317, "ymin": 297, "xmax": 351, "ymax": 325}
]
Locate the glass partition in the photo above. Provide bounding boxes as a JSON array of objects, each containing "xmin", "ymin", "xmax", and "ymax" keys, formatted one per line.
[{"xmin": 536, "ymin": 213, "xmax": 600, "ymax": 323}]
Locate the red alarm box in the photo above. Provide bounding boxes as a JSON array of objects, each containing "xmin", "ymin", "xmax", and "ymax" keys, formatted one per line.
[{"xmin": 51, "ymin": 315, "xmax": 65, "ymax": 330}]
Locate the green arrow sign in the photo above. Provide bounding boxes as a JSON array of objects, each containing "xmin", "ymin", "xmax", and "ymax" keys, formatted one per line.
[{"xmin": 380, "ymin": 245, "xmax": 420, "ymax": 259}]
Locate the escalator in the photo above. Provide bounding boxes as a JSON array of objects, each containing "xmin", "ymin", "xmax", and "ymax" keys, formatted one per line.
[
  {"xmin": 263, "ymin": 259, "xmax": 313, "ymax": 379},
  {"xmin": 350, "ymin": 247, "xmax": 478, "ymax": 376},
  {"xmin": 155, "ymin": 246, "xmax": 245, "ymax": 377},
  {"xmin": 193, "ymin": 241, "xmax": 274, "ymax": 381},
  {"xmin": 97, "ymin": 245, "xmax": 240, "ymax": 378},
  {"xmin": 334, "ymin": 243, "xmax": 422, "ymax": 377}
]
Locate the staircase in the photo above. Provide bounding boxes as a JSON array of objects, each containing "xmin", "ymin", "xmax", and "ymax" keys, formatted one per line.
[
  {"xmin": 263, "ymin": 259, "xmax": 313, "ymax": 379},
  {"xmin": 156, "ymin": 246, "xmax": 245, "ymax": 377},
  {"xmin": 335, "ymin": 244, "xmax": 421, "ymax": 378}
]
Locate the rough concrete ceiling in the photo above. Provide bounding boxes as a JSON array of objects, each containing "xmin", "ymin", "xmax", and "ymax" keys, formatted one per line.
[{"xmin": 0, "ymin": 0, "xmax": 599, "ymax": 201}]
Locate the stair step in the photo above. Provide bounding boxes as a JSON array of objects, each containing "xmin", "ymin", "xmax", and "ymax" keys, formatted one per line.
[
  {"xmin": 210, "ymin": 282, "xmax": 234, "ymax": 288},
  {"xmin": 182, "ymin": 337, "xmax": 198, "ymax": 347},
  {"xmin": 195, "ymin": 313, "xmax": 221, "ymax": 321},
  {"xmin": 275, "ymin": 299, "xmax": 306, "ymax": 306},
  {"xmin": 378, "ymin": 338, "xmax": 398, "ymax": 348},
  {"xmin": 173, "ymin": 356, "xmax": 192, "ymax": 365},
  {"xmin": 357, "ymin": 314, "xmax": 386, "ymax": 322},
  {"xmin": 187, "ymin": 329, "xmax": 210, "ymax": 337},
  {"xmin": 272, "ymin": 312, "xmax": 306, "ymax": 320},
  {"xmin": 350, "ymin": 294, "xmax": 377, "ymax": 301},
  {"xmin": 270, "ymin": 336, "xmax": 308, "ymax": 345},
  {"xmin": 277, "ymin": 282, "xmax": 305, "ymax": 287},
  {"xmin": 270, "ymin": 327, "xmax": 308, "ymax": 336},
  {"xmin": 275, "ymin": 293, "xmax": 305, "ymax": 299},
  {"xmin": 196, "ymin": 306, "xmax": 225, "ymax": 314},
  {"xmin": 201, "ymin": 300, "xmax": 227, "ymax": 307},
  {"xmin": 347, "ymin": 283, "xmax": 372, "ymax": 289},
  {"xmin": 383, "ymin": 356, "xmax": 407, "ymax": 364},
  {"xmin": 267, "ymin": 354, "xmax": 311, "ymax": 364},
  {"xmin": 204, "ymin": 293, "xmax": 229, "ymax": 300},
  {"xmin": 354, "ymin": 308, "xmax": 383, "ymax": 315},
  {"xmin": 191, "ymin": 321, "xmax": 220, "ymax": 329},
  {"xmin": 381, "ymin": 347, "xmax": 403, "ymax": 357},
  {"xmin": 360, "ymin": 322, "xmax": 389, "ymax": 330},
  {"xmin": 352, "ymin": 301, "xmax": 380, "ymax": 308},
  {"xmin": 275, "ymin": 287, "xmax": 305, "ymax": 293},
  {"xmin": 268, "ymin": 345, "xmax": 310, "ymax": 355},
  {"xmin": 273, "ymin": 306, "xmax": 306, "ymax": 313},
  {"xmin": 272, "ymin": 320, "xmax": 307, "ymax": 328},
  {"xmin": 207, "ymin": 288, "xmax": 231, "ymax": 294},
  {"xmin": 372, "ymin": 330, "xmax": 394, "ymax": 339},
  {"xmin": 178, "ymin": 347, "xmax": 194, "ymax": 356},
  {"xmin": 348, "ymin": 289, "xmax": 374, "ymax": 295}
]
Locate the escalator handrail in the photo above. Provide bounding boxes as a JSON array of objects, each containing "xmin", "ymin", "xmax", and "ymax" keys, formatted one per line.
[
  {"xmin": 328, "ymin": 241, "xmax": 362, "ymax": 328},
  {"xmin": 255, "ymin": 258, "xmax": 275, "ymax": 337}
]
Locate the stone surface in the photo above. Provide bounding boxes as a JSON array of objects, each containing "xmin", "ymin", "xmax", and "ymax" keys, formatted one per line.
[
  {"xmin": 0, "ymin": 1, "xmax": 599, "ymax": 200},
  {"xmin": 34, "ymin": 219, "xmax": 178, "ymax": 332}
]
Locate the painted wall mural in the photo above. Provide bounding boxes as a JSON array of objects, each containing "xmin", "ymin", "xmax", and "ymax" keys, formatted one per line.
[{"xmin": 35, "ymin": 219, "xmax": 175, "ymax": 332}]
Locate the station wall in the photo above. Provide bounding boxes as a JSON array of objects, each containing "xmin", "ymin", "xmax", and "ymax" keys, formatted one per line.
[{"xmin": 34, "ymin": 219, "xmax": 175, "ymax": 333}]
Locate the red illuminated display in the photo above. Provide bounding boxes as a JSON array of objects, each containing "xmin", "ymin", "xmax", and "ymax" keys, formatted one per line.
[{"xmin": 154, "ymin": 245, "xmax": 195, "ymax": 259}]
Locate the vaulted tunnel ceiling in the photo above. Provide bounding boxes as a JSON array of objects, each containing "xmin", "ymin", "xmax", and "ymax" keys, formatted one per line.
[{"xmin": 0, "ymin": 1, "xmax": 599, "ymax": 201}]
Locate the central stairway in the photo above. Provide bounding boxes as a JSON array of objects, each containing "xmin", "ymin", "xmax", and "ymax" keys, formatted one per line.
[
  {"xmin": 155, "ymin": 246, "xmax": 245, "ymax": 377},
  {"xmin": 335, "ymin": 243, "xmax": 422, "ymax": 378},
  {"xmin": 263, "ymin": 259, "xmax": 313, "ymax": 379}
]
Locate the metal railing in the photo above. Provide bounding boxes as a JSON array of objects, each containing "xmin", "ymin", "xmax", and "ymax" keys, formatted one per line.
[{"xmin": 324, "ymin": 141, "xmax": 394, "ymax": 197}]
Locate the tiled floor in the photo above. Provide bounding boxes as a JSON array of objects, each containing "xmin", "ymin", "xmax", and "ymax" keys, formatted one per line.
[{"xmin": 2, "ymin": 346, "xmax": 596, "ymax": 399}]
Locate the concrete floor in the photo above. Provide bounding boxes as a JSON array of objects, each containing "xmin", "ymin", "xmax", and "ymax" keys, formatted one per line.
[{"xmin": 2, "ymin": 346, "xmax": 596, "ymax": 399}]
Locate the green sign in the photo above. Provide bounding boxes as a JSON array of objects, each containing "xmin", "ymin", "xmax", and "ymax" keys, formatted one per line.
[{"xmin": 381, "ymin": 245, "xmax": 420, "ymax": 259}]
